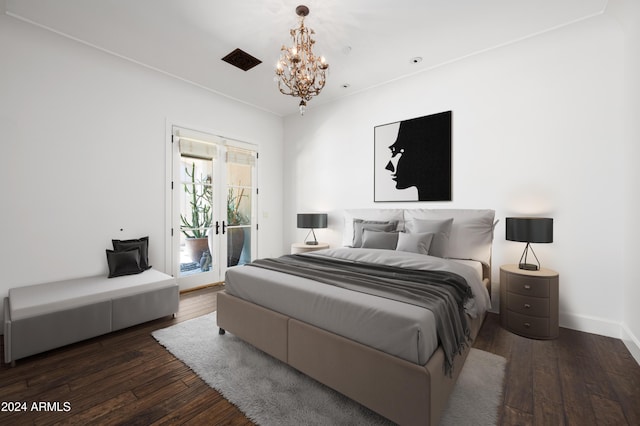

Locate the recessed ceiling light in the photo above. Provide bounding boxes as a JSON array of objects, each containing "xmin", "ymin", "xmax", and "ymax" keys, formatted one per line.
[{"xmin": 411, "ymin": 57, "xmax": 423, "ymax": 64}]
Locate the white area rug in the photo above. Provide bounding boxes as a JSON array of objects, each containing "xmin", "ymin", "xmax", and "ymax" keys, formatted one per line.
[{"xmin": 152, "ymin": 312, "xmax": 506, "ymax": 425}]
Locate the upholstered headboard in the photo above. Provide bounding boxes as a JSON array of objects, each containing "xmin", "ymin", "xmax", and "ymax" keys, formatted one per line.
[{"xmin": 342, "ymin": 208, "xmax": 497, "ymax": 287}]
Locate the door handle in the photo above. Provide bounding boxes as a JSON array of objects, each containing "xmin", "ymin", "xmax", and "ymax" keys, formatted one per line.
[
  {"xmin": 215, "ymin": 221, "xmax": 220, "ymax": 235},
  {"xmin": 222, "ymin": 221, "xmax": 226, "ymax": 234}
]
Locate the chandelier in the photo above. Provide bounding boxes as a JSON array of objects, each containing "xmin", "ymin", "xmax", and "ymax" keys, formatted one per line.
[{"xmin": 275, "ymin": 5, "xmax": 329, "ymax": 115}]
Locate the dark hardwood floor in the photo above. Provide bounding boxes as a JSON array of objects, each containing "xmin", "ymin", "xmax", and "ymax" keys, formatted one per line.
[
  {"xmin": 474, "ymin": 314, "xmax": 640, "ymax": 426},
  {"xmin": 1, "ymin": 286, "xmax": 639, "ymax": 425}
]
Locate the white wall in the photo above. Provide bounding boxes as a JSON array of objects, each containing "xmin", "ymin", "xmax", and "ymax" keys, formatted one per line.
[
  {"xmin": 283, "ymin": 12, "xmax": 633, "ymax": 342},
  {"xmin": 0, "ymin": 15, "xmax": 284, "ymax": 318},
  {"xmin": 607, "ymin": 0, "xmax": 640, "ymax": 361},
  {"xmin": 2, "ymin": 5, "xmax": 637, "ymax": 359}
]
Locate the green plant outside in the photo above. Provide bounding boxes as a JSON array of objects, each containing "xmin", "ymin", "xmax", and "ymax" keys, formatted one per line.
[
  {"xmin": 180, "ymin": 162, "xmax": 212, "ymax": 239},
  {"xmin": 180, "ymin": 162, "xmax": 250, "ymax": 238},
  {"xmin": 227, "ymin": 187, "xmax": 249, "ymax": 226}
]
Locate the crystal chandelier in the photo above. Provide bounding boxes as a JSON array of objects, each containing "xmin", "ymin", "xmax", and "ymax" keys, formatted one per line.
[{"xmin": 275, "ymin": 5, "xmax": 329, "ymax": 115}]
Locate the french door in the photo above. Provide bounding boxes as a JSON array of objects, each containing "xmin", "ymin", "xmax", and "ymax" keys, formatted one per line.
[{"xmin": 168, "ymin": 126, "xmax": 257, "ymax": 289}]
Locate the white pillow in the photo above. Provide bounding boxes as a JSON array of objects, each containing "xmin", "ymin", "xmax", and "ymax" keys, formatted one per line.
[
  {"xmin": 342, "ymin": 209, "xmax": 404, "ymax": 246},
  {"xmin": 396, "ymin": 232, "xmax": 434, "ymax": 255},
  {"xmin": 404, "ymin": 209, "xmax": 496, "ymax": 264}
]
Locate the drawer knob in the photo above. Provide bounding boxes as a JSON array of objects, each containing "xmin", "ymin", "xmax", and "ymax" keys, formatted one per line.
[
  {"xmin": 524, "ymin": 303, "xmax": 531, "ymax": 309},
  {"xmin": 524, "ymin": 284, "xmax": 531, "ymax": 290},
  {"xmin": 524, "ymin": 322, "xmax": 531, "ymax": 328}
]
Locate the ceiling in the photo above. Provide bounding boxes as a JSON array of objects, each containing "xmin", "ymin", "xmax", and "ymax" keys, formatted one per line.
[{"xmin": 4, "ymin": 0, "xmax": 607, "ymax": 117}]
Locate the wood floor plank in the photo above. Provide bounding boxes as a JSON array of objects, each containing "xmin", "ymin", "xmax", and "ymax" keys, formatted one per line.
[
  {"xmin": 471, "ymin": 310, "xmax": 497, "ymax": 351},
  {"xmin": 89, "ymin": 377, "xmax": 192, "ymax": 425},
  {"xmin": 0, "ymin": 378, "xmax": 28, "ymax": 399},
  {"xmin": 66, "ymin": 346, "xmax": 163, "ymax": 392},
  {"xmin": 533, "ymin": 357, "xmax": 562, "ymax": 405},
  {"xmin": 186, "ymin": 397, "xmax": 254, "ymax": 426},
  {"xmin": 131, "ymin": 361, "xmax": 192, "ymax": 399},
  {"xmin": 47, "ymin": 391, "xmax": 138, "ymax": 426},
  {"xmin": 590, "ymin": 332, "xmax": 640, "ymax": 375},
  {"xmin": 0, "ymin": 384, "xmax": 71, "ymax": 425},
  {"xmin": 533, "ymin": 397, "xmax": 565, "ymax": 426},
  {"xmin": 1, "ymin": 288, "xmax": 638, "ymax": 426},
  {"xmin": 590, "ymin": 393, "xmax": 628, "ymax": 426},
  {"xmin": 533, "ymin": 352, "xmax": 565, "ymax": 426},
  {"xmin": 489, "ymin": 319, "xmax": 516, "ymax": 359},
  {"xmin": 148, "ymin": 385, "xmax": 220, "ymax": 426},
  {"xmin": 501, "ymin": 405, "xmax": 533, "ymax": 426},
  {"xmin": 558, "ymin": 355, "xmax": 599, "ymax": 426},
  {"xmin": 606, "ymin": 370, "xmax": 640, "ymax": 426},
  {"xmin": 504, "ymin": 334, "xmax": 533, "ymax": 414}
]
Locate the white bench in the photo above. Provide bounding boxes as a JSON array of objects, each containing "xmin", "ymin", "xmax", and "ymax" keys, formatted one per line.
[{"xmin": 3, "ymin": 269, "xmax": 179, "ymax": 365}]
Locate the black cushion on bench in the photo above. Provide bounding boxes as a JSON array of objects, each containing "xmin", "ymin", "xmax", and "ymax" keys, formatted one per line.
[
  {"xmin": 112, "ymin": 236, "xmax": 152, "ymax": 270},
  {"xmin": 106, "ymin": 248, "xmax": 143, "ymax": 278}
]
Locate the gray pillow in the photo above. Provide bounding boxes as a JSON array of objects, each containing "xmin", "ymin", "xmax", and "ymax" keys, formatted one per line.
[
  {"xmin": 361, "ymin": 230, "xmax": 399, "ymax": 250},
  {"xmin": 396, "ymin": 232, "xmax": 434, "ymax": 255},
  {"xmin": 353, "ymin": 220, "xmax": 397, "ymax": 247},
  {"xmin": 405, "ymin": 218, "xmax": 453, "ymax": 257},
  {"xmin": 404, "ymin": 209, "xmax": 496, "ymax": 264}
]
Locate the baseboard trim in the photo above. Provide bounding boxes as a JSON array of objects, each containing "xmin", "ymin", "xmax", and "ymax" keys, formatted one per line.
[
  {"xmin": 560, "ymin": 312, "xmax": 640, "ymax": 366},
  {"xmin": 621, "ymin": 323, "xmax": 640, "ymax": 366},
  {"xmin": 559, "ymin": 312, "xmax": 622, "ymax": 338},
  {"xmin": 179, "ymin": 282, "xmax": 224, "ymax": 294}
]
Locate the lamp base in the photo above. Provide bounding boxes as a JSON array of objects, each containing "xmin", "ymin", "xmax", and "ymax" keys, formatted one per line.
[
  {"xmin": 303, "ymin": 228, "xmax": 318, "ymax": 246},
  {"xmin": 519, "ymin": 262, "xmax": 539, "ymax": 271},
  {"xmin": 517, "ymin": 242, "xmax": 541, "ymax": 271}
]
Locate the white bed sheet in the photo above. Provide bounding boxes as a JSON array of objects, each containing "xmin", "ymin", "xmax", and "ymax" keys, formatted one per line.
[
  {"xmin": 449, "ymin": 258, "xmax": 484, "ymax": 281},
  {"xmin": 224, "ymin": 248, "xmax": 490, "ymax": 365}
]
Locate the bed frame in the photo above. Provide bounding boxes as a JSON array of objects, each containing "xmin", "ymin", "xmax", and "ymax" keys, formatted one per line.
[{"xmin": 217, "ymin": 273, "xmax": 491, "ymax": 426}]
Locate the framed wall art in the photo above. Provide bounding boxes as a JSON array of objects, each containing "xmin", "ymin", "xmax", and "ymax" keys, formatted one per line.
[{"xmin": 374, "ymin": 111, "xmax": 452, "ymax": 202}]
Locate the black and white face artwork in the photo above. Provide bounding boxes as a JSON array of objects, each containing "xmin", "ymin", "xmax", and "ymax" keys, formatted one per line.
[{"xmin": 374, "ymin": 111, "xmax": 452, "ymax": 202}]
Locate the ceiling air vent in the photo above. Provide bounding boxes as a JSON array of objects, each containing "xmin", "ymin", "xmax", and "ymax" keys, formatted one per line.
[{"xmin": 221, "ymin": 48, "xmax": 262, "ymax": 71}]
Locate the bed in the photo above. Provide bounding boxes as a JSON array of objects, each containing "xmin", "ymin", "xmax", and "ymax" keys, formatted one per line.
[{"xmin": 217, "ymin": 208, "xmax": 496, "ymax": 426}]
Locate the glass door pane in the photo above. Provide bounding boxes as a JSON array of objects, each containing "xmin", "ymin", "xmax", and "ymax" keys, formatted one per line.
[
  {"xmin": 170, "ymin": 127, "xmax": 257, "ymax": 288},
  {"xmin": 179, "ymin": 156, "xmax": 217, "ymax": 277},
  {"xmin": 226, "ymin": 157, "xmax": 253, "ymax": 267}
]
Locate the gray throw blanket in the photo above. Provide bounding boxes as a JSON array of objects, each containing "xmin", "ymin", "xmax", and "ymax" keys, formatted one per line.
[{"xmin": 247, "ymin": 254, "xmax": 473, "ymax": 375}]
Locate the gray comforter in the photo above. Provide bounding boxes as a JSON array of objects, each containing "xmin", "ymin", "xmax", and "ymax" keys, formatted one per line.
[{"xmin": 248, "ymin": 253, "xmax": 473, "ymax": 375}]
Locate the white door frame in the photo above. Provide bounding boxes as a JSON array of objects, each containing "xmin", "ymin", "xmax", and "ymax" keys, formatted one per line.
[{"xmin": 165, "ymin": 121, "xmax": 258, "ymax": 291}]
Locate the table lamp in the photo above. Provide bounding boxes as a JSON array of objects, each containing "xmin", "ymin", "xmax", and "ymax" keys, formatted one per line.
[
  {"xmin": 297, "ymin": 213, "xmax": 328, "ymax": 245},
  {"xmin": 506, "ymin": 217, "xmax": 553, "ymax": 271}
]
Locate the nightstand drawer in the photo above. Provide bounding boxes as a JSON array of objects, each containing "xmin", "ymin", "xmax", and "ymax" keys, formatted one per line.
[
  {"xmin": 506, "ymin": 275, "xmax": 549, "ymax": 298},
  {"xmin": 506, "ymin": 311, "xmax": 550, "ymax": 339},
  {"xmin": 506, "ymin": 292, "xmax": 549, "ymax": 317},
  {"xmin": 500, "ymin": 265, "xmax": 559, "ymax": 339}
]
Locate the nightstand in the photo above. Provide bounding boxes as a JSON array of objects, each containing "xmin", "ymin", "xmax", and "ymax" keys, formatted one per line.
[
  {"xmin": 291, "ymin": 242, "xmax": 329, "ymax": 254},
  {"xmin": 500, "ymin": 264, "xmax": 559, "ymax": 339}
]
